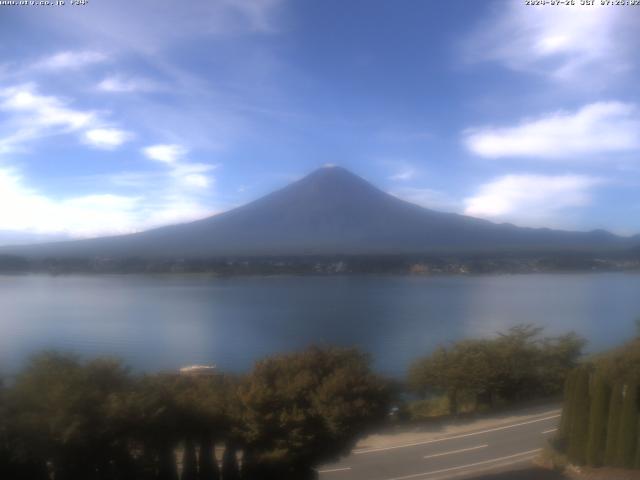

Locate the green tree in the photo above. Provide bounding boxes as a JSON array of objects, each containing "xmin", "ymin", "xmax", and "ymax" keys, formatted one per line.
[
  {"xmin": 567, "ymin": 367, "xmax": 590, "ymax": 465},
  {"xmin": 408, "ymin": 340, "xmax": 493, "ymax": 414},
  {"xmin": 598, "ymin": 338, "xmax": 640, "ymax": 385},
  {"xmin": 409, "ymin": 326, "xmax": 585, "ymax": 415},
  {"xmin": 7, "ymin": 352, "xmax": 133, "ymax": 480},
  {"xmin": 492, "ymin": 325, "xmax": 543, "ymax": 401},
  {"xmin": 237, "ymin": 346, "xmax": 390, "ymax": 479},
  {"xmin": 604, "ymin": 382, "xmax": 624, "ymax": 466},
  {"xmin": 538, "ymin": 332, "xmax": 586, "ymax": 396},
  {"xmin": 110, "ymin": 374, "xmax": 183, "ymax": 480},
  {"xmin": 615, "ymin": 382, "xmax": 638, "ymax": 468},
  {"xmin": 586, "ymin": 372, "xmax": 610, "ymax": 466},
  {"xmin": 171, "ymin": 374, "xmax": 229, "ymax": 480}
]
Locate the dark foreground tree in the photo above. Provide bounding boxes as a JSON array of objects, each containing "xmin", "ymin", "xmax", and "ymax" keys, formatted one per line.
[
  {"xmin": 237, "ymin": 347, "xmax": 390, "ymax": 479},
  {"xmin": 181, "ymin": 439, "xmax": 197, "ymax": 480},
  {"xmin": 7, "ymin": 352, "xmax": 133, "ymax": 480},
  {"xmin": 558, "ymin": 369, "xmax": 577, "ymax": 445},
  {"xmin": 221, "ymin": 441, "xmax": 240, "ymax": 480},
  {"xmin": 635, "ymin": 420, "xmax": 640, "ymax": 469},
  {"xmin": 199, "ymin": 435, "xmax": 219, "ymax": 480},
  {"xmin": 604, "ymin": 382, "xmax": 624, "ymax": 466},
  {"xmin": 615, "ymin": 382, "xmax": 638, "ymax": 468},
  {"xmin": 586, "ymin": 372, "xmax": 610, "ymax": 467},
  {"xmin": 567, "ymin": 367, "xmax": 590, "ymax": 465}
]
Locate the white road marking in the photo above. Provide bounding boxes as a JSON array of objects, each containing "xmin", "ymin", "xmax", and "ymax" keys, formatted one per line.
[
  {"xmin": 382, "ymin": 449, "xmax": 542, "ymax": 480},
  {"xmin": 542, "ymin": 428, "xmax": 557, "ymax": 434},
  {"xmin": 318, "ymin": 467, "xmax": 352, "ymax": 474},
  {"xmin": 354, "ymin": 414, "xmax": 560, "ymax": 455},
  {"xmin": 423, "ymin": 444, "xmax": 488, "ymax": 460},
  {"xmin": 424, "ymin": 452, "xmax": 541, "ymax": 480}
]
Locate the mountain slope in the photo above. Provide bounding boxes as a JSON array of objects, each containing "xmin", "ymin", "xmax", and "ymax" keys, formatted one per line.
[{"xmin": 1, "ymin": 166, "xmax": 633, "ymax": 258}]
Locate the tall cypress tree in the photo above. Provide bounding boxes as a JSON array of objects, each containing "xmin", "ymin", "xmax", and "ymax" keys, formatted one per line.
[
  {"xmin": 559, "ymin": 369, "xmax": 577, "ymax": 446},
  {"xmin": 586, "ymin": 373, "xmax": 610, "ymax": 466},
  {"xmin": 240, "ymin": 449, "xmax": 259, "ymax": 480},
  {"xmin": 157, "ymin": 443, "xmax": 179, "ymax": 480},
  {"xmin": 567, "ymin": 367, "xmax": 590, "ymax": 464},
  {"xmin": 199, "ymin": 436, "xmax": 220, "ymax": 480},
  {"xmin": 181, "ymin": 439, "xmax": 197, "ymax": 480},
  {"xmin": 604, "ymin": 382, "xmax": 624, "ymax": 466},
  {"xmin": 615, "ymin": 382, "xmax": 638, "ymax": 468},
  {"xmin": 221, "ymin": 442, "xmax": 241, "ymax": 480},
  {"xmin": 634, "ymin": 418, "xmax": 640, "ymax": 470}
]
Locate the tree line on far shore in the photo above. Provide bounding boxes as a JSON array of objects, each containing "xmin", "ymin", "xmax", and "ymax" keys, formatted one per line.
[{"xmin": 0, "ymin": 325, "xmax": 586, "ymax": 480}]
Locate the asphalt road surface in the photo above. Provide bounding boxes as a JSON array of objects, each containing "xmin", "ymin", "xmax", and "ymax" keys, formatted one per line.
[{"xmin": 317, "ymin": 409, "xmax": 560, "ymax": 480}]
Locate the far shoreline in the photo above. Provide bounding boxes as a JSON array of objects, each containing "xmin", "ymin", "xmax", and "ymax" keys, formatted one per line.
[{"xmin": 2, "ymin": 250, "xmax": 640, "ymax": 277}]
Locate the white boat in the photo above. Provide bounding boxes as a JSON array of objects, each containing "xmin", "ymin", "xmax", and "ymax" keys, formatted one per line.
[{"xmin": 179, "ymin": 364, "xmax": 217, "ymax": 376}]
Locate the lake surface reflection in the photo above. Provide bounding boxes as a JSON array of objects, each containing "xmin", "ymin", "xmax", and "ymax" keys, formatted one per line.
[{"xmin": 1, "ymin": 273, "xmax": 638, "ymax": 376}]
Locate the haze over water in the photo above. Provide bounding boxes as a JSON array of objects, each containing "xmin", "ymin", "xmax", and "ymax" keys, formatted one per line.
[{"xmin": 2, "ymin": 272, "xmax": 638, "ymax": 377}]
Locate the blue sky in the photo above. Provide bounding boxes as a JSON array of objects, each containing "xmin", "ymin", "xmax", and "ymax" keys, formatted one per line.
[{"xmin": 0, "ymin": 0, "xmax": 639, "ymax": 244}]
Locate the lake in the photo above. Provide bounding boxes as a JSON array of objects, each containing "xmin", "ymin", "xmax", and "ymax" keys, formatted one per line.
[{"xmin": 1, "ymin": 273, "xmax": 639, "ymax": 377}]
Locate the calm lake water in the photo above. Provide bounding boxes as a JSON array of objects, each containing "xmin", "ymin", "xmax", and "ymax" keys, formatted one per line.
[{"xmin": 1, "ymin": 273, "xmax": 639, "ymax": 376}]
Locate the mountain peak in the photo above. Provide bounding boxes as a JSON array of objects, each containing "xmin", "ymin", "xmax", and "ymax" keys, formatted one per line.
[
  {"xmin": 295, "ymin": 165, "xmax": 377, "ymax": 192},
  {"xmin": 306, "ymin": 164, "xmax": 357, "ymax": 178}
]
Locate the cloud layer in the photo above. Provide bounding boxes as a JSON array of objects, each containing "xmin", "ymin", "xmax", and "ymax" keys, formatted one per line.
[
  {"xmin": 33, "ymin": 50, "xmax": 108, "ymax": 71},
  {"xmin": 464, "ymin": 174, "xmax": 601, "ymax": 227},
  {"xmin": 465, "ymin": 3, "xmax": 636, "ymax": 82},
  {"xmin": 84, "ymin": 128, "xmax": 132, "ymax": 149},
  {"xmin": 464, "ymin": 102, "xmax": 640, "ymax": 159},
  {"xmin": 0, "ymin": 84, "xmax": 134, "ymax": 154}
]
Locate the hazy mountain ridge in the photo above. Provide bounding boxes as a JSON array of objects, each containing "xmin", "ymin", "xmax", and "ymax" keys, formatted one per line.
[
  {"xmin": 1, "ymin": 166, "xmax": 636, "ymax": 258},
  {"xmin": 0, "ymin": 230, "xmax": 70, "ymax": 247}
]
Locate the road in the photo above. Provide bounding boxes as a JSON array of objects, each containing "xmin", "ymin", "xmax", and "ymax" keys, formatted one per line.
[{"xmin": 317, "ymin": 408, "xmax": 560, "ymax": 480}]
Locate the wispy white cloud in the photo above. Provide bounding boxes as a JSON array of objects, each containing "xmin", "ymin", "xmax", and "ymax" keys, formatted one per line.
[
  {"xmin": 0, "ymin": 84, "xmax": 95, "ymax": 153},
  {"xmin": 464, "ymin": 102, "xmax": 640, "ymax": 159},
  {"xmin": 1, "ymin": 84, "xmax": 95, "ymax": 130},
  {"xmin": 464, "ymin": 174, "xmax": 602, "ymax": 227},
  {"xmin": 0, "ymin": 83, "xmax": 133, "ymax": 153},
  {"xmin": 33, "ymin": 50, "xmax": 107, "ymax": 71},
  {"xmin": 464, "ymin": 3, "xmax": 636, "ymax": 82},
  {"xmin": 142, "ymin": 143, "xmax": 217, "ymax": 191},
  {"xmin": 97, "ymin": 75, "xmax": 161, "ymax": 93},
  {"xmin": 381, "ymin": 159, "xmax": 421, "ymax": 182},
  {"xmin": 142, "ymin": 144, "xmax": 188, "ymax": 164},
  {"xmin": 83, "ymin": 128, "xmax": 132, "ymax": 150},
  {"xmin": 171, "ymin": 163, "xmax": 216, "ymax": 189},
  {"xmin": 389, "ymin": 166, "xmax": 417, "ymax": 182},
  {"xmin": 36, "ymin": 0, "xmax": 283, "ymax": 56}
]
